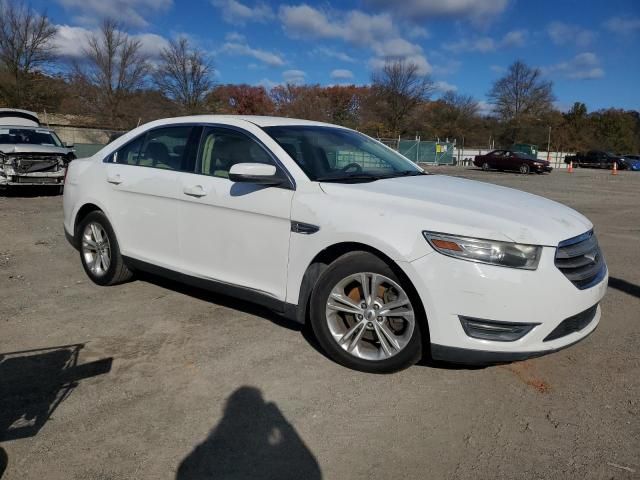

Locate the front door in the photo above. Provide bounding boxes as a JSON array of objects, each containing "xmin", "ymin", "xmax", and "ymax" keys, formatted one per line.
[{"xmin": 177, "ymin": 126, "xmax": 294, "ymax": 300}]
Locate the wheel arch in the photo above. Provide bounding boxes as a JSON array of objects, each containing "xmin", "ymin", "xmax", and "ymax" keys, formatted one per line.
[{"xmin": 293, "ymin": 242, "xmax": 429, "ymax": 337}]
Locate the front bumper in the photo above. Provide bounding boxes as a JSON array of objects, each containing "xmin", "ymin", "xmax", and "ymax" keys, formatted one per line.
[
  {"xmin": 0, "ymin": 170, "xmax": 65, "ymax": 186},
  {"xmin": 534, "ymin": 164, "xmax": 553, "ymax": 173},
  {"xmin": 401, "ymin": 246, "xmax": 608, "ymax": 364}
]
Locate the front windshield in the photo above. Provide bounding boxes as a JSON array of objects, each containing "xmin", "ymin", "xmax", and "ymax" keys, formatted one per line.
[
  {"xmin": 0, "ymin": 128, "xmax": 63, "ymax": 147},
  {"xmin": 263, "ymin": 125, "xmax": 423, "ymax": 182}
]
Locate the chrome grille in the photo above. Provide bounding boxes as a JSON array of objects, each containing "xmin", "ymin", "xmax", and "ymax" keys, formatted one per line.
[{"xmin": 555, "ymin": 230, "xmax": 606, "ymax": 289}]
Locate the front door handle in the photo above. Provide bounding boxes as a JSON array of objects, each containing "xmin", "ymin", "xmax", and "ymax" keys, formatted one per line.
[
  {"xmin": 106, "ymin": 174, "xmax": 122, "ymax": 185},
  {"xmin": 183, "ymin": 185, "xmax": 207, "ymax": 197}
]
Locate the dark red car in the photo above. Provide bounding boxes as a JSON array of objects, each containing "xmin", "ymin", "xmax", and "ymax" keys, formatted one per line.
[{"xmin": 473, "ymin": 150, "xmax": 552, "ymax": 174}]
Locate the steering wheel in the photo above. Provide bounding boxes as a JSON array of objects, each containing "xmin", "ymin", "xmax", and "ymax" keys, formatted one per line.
[{"xmin": 340, "ymin": 162, "xmax": 363, "ymax": 174}]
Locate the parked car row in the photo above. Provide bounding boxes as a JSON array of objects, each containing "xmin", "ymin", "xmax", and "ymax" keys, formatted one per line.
[
  {"xmin": 473, "ymin": 149, "xmax": 552, "ymax": 174},
  {"xmin": 564, "ymin": 150, "xmax": 640, "ymax": 170}
]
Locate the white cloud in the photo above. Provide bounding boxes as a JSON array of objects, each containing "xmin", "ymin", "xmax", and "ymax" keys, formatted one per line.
[
  {"xmin": 280, "ymin": 4, "xmax": 431, "ymax": 77},
  {"xmin": 56, "ymin": 0, "xmax": 172, "ymax": 28},
  {"xmin": 330, "ymin": 69, "xmax": 354, "ymax": 80},
  {"xmin": 220, "ymin": 41, "xmax": 285, "ymax": 67},
  {"xmin": 211, "ymin": 0, "xmax": 274, "ymax": 25},
  {"xmin": 477, "ymin": 101, "xmax": 494, "ymax": 116},
  {"xmin": 258, "ymin": 77, "xmax": 279, "ymax": 89},
  {"xmin": 434, "ymin": 80, "xmax": 457, "ymax": 93},
  {"xmin": 52, "ymin": 25, "xmax": 92, "ymax": 58},
  {"xmin": 283, "ymin": 69, "xmax": 306, "ymax": 84},
  {"xmin": 134, "ymin": 33, "xmax": 171, "ymax": 59},
  {"xmin": 432, "ymin": 59, "xmax": 461, "ymax": 76},
  {"xmin": 407, "ymin": 26, "xmax": 429, "ymax": 39},
  {"xmin": 501, "ymin": 29, "xmax": 527, "ymax": 48},
  {"xmin": 279, "ymin": 5, "xmax": 394, "ymax": 46},
  {"xmin": 224, "ymin": 31, "xmax": 246, "ymax": 42},
  {"xmin": 53, "ymin": 25, "xmax": 169, "ymax": 59},
  {"xmin": 368, "ymin": 54, "xmax": 431, "ymax": 76},
  {"xmin": 604, "ymin": 16, "xmax": 640, "ymax": 35},
  {"xmin": 311, "ymin": 47, "xmax": 356, "ymax": 63},
  {"xmin": 365, "ymin": 0, "xmax": 509, "ymax": 25},
  {"xmin": 443, "ymin": 30, "xmax": 527, "ymax": 53},
  {"xmin": 490, "ymin": 65, "xmax": 505, "ymax": 73},
  {"xmin": 547, "ymin": 22, "xmax": 596, "ymax": 47},
  {"xmin": 543, "ymin": 52, "xmax": 604, "ymax": 80}
]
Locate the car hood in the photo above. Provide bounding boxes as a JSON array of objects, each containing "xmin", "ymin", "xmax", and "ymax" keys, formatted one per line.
[
  {"xmin": 319, "ymin": 174, "xmax": 592, "ymax": 246},
  {"xmin": 0, "ymin": 144, "xmax": 70, "ymax": 155}
]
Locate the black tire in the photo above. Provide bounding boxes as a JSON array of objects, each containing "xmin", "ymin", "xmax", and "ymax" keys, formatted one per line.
[
  {"xmin": 309, "ymin": 251, "xmax": 424, "ymax": 373},
  {"xmin": 519, "ymin": 164, "xmax": 530, "ymax": 174},
  {"xmin": 482, "ymin": 162, "xmax": 490, "ymax": 171},
  {"xmin": 77, "ymin": 210, "xmax": 133, "ymax": 286}
]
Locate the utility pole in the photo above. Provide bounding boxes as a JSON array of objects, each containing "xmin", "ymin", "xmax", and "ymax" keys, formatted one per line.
[{"xmin": 546, "ymin": 125, "xmax": 551, "ymax": 161}]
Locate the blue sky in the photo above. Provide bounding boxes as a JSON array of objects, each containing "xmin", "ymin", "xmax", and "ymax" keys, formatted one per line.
[{"xmin": 36, "ymin": 0, "xmax": 640, "ymax": 112}]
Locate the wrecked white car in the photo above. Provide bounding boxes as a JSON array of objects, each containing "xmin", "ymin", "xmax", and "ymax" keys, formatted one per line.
[{"xmin": 0, "ymin": 109, "xmax": 75, "ymax": 191}]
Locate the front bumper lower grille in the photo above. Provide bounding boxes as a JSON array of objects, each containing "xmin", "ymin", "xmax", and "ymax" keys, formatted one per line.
[
  {"xmin": 544, "ymin": 304, "xmax": 598, "ymax": 342},
  {"xmin": 555, "ymin": 230, "xmax": 606, "ymax": 289}
]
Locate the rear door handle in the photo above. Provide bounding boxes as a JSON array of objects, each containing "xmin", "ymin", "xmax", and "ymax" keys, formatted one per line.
[
  {"xmin": 183, "ymin": 185, "xmax": 207, "ymax": 197},
  {"xmin": 106, "ymin": 174, "xmax": 122, "ymax": 185}
]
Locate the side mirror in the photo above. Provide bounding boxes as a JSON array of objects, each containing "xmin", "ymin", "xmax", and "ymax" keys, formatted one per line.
[
  {"xmin": 229, "ymin": 163, "xmax": 283, "ymax": 185},
  {"xmin": 64, "ymin": 141, "xmax": 74, "ymax": 148}
]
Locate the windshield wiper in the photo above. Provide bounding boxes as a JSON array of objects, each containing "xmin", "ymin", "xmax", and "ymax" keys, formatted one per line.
[{"xmin": 316, "ymin": 173, "xmax": 384, "ymax": 183}]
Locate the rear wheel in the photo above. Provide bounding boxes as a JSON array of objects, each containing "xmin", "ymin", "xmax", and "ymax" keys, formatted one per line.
[
  {"xmin": 78, "ymin": 211, "xmax": 133, "ymax": 286},
  {"xmin": 310, "ymin": 252, "xmax": 423, "ymax": 373}
]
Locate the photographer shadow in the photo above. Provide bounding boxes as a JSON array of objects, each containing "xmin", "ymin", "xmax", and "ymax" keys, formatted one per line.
[{"xmin": 177, "ymin": 386, "xmax": 321, "ymax": 480}]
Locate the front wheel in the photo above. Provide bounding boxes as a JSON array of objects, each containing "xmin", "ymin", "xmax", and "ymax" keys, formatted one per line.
[
  {"xmin": 519, "ymin": 164, "xmax": 530, "ymax": 174},
  {"xmin": 78, "ymin": 211, "xmax": 133, "ymax": 286},
  {"xmin": 482, "ymin": 162, "xmax": 490, "ymax": 171},
  {"xmin": 310, "ymin": 252, "xmax": 423, "ymax": 373}
]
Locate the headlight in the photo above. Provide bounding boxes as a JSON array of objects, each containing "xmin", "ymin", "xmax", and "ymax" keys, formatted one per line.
[{"xmin": 423, "ymin": 231, "xmax": 542, "ymax": 270}]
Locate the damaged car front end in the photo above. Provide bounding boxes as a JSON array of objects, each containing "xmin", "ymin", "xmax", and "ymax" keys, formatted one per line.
[
  {"xmin": 0, "ymin": 147, "xmax": 72, "ymax": 186},
  {"xmin": 0, "ymin": 134, "xmax": 75, "ymax": 190}
]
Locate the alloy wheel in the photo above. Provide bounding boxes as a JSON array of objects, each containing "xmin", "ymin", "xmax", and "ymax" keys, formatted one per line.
[
  {"xmin": 81, "ymin": 222, "xmax": 111, "ymax": 277},
  {"xmin": 325, "ymin": 272, "xmax": 415, "ymax": 361}
]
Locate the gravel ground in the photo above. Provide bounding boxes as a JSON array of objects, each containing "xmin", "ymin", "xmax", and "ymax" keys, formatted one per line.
[{"xmin": 0, "ymin": 167, "xmax": 638, "ymax": 480}]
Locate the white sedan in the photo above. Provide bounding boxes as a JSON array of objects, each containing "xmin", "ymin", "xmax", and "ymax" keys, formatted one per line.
[{"xmin": 63, "ymin": 116, "xmax": 608, "ymax": 372}]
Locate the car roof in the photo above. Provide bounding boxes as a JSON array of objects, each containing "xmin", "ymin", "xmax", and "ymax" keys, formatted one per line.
[{"xmin": 152, "ymin": 115, "xmax": 343, "ymax": 129}]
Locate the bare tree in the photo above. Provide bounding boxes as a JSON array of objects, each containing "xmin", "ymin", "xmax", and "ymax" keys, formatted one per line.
[
  {"xmin": 433, "ymin": 91, "xmax": 480, "ymax": 140},
  {"xmin": 487, "ymin": 60, "xmax": 554, "ymax": 141},
  {"xmin": 76, "ymin": 19, "xmax": 149, "ymax": 127},
  {"xmin": 0, "ymin": 0, "xmax": 57, "ymax": 106},
  {"xmin": 371, "ymin": 59, "xmax": 434, "ymax": 136},
  {"xmin": 153, "ymin": 38, "xmax": 213, "ymax": 113}
]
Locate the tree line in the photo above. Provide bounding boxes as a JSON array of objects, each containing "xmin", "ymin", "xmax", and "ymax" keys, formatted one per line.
[{"xmin": 1, "ymin": 0, "xmax": 638, "ymax": 153}]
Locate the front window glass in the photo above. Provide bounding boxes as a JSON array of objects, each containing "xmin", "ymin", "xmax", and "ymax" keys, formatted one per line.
[
  {"xmin": 263, "ymin": 126, "xmax": 423, "ymax": 182},
  {"xmin": 198, "ymin": 127, "xmax": 275, "ymax": 179},
  {"xmin": 0, "ymin": 128, "xmax": 63, "ymax": 147}
]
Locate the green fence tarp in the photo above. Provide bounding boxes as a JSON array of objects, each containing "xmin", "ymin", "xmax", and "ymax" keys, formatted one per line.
[
  {"xmin": 73, "ymin": 143, "xmax": 106, "ymax": 158},
  {"xmin": 398, "ymin": 140, "xmax": 454, "ymax": 164}
]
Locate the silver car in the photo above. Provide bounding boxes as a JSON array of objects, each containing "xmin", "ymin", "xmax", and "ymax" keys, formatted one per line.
[{"xmin": 0, "ymin": 109, "xmax": 75, "ymax": 192}]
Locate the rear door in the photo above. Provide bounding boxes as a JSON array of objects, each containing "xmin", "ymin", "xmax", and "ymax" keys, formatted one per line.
[
  {"xmin": 103, "ymin": 125, "xmax": 200, "ymax": 268},
  {"xmin": 176, "ymin": 125, "xmax": 294, "ymax": 300}
]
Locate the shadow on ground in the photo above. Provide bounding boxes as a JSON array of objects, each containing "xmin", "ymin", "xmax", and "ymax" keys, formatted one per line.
[
  {"xmin": 0, "ymin": 344, "xmax": 112, "ymax": 478},
  {"xmin": 176, "ymin": 386, "xmax": 321, "ymax": 480},
  {"xmin": 138, "ymin": 272, "xmax": 481, "ymax": 371},
  {"xmin": 608, "ymin": 276, "xmax": 640, "ymax": 300}
]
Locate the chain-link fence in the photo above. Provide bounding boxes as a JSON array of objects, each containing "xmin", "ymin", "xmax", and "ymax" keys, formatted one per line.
[{"xmin": 378, "ymin": 138, "xmax": 455, "ymax": 164}]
